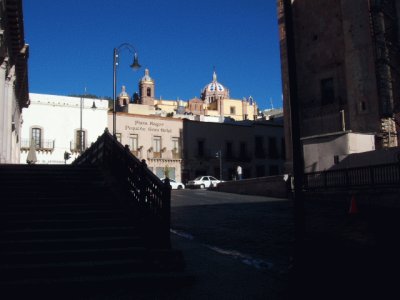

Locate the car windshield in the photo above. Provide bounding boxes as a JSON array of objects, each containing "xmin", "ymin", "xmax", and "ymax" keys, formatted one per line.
[{"xmin": 194, "ymin": 177, "xmax": 203, "ymax": 180}]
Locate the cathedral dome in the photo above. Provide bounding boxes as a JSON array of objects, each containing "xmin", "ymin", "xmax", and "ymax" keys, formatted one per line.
[
  {"xmin": 201, "ymin": 70, "xmax": 229, "ymax": 102},
  {"xmin": 203, "ymin": 71, "xmax": 225, "ymax": 93}
]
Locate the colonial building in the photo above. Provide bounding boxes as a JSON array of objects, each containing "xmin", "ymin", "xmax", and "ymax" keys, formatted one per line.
[
  {"xmin": 181, "ymin": 119, "xmax": 285, "ymax": 182},
  {"xmin": 0, "ymin": 0, "xmax": 29, "ymax": 163},
  {"xmin": 20, "ymin": 94, "xmax": 108, "ymax": 164},
  {"xmin": 109, "ymin": 112, "xmax": 183, "ymax": 182},
  {"xmin": 278, "ymin": 0, "xmax": 400, "ymax": 172},
  {"xmin": 120, "ymin": 69, "xmax": 259, "ymax": 122}
]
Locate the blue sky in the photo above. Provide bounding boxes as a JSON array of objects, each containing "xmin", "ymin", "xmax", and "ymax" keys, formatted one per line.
[{"xmin": 23, "ymin": 0, "xmax": 282, "ymax": 110}]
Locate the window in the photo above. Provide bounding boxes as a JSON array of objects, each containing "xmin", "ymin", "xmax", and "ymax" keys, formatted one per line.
[
  {"xmin": 32, "ymin": 127, "xmax": 42, "ymax": 148},
  {"xmin": 321, "ymin": 78, "xmax": 334, "ymax": 105},
  {"xmin": 153, "ymin": 136, "xmax": 161, "ymax": 153},
  {"xmin": 255, "ymin": 136, "xmax": 264, "ymax": 158},
  {"xmin": 76, "ymin": 130, "xmax": 86, "ymax": 151},
  {"xmin": 225, "ymin": 141, "xmax": 233, "ymax": 159},
  {"xmin": 268, "ymin": 137, "xmax": 278, "ymax": 159},
  {"xmin": 197, "ymin": 140, "xmax": 204, "ymax": 157},
  {"xmin": 230, "ymin": 106, "xmax": 236, "ymax": 115},
  {"xmin": 269, "ymin": 165, "xmax": 279, "ymax": 175},
  {"xmin": 172, "ymin": 137, "xmax": 180, "ymax": 153},
  {"xmin": 155, "ymin": 167, "xmax": 164, "ymax": 178},
  {"xmin": 239, "ymin": 142, "xmax": 247, "ymax": 159},
  {"xmin": 129, "ymin": 134, "xmax": 138, "ymax": 151},
  {"xmin": 334, "ymin": 155, "xmax": 340, "ymax": 164},
  {"xmin": 147, "ymin": 87, "xmax": 151, "ymax": 97}
]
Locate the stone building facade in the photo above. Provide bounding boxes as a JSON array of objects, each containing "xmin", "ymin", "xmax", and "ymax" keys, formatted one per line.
[
  {"xmin": 109, "ymin": 113, "xmax": 183, "ymax": 182},
  {"xmin": 0, "ymin": 0, "xmax": 29, "ymax": 163},
  {"xmin": 181, "ymin": 119, "xmax": 285, "ymax": 183},
  {"xmin": 278, "ymin": 0, "xmax": 400, "ymax": 172}
]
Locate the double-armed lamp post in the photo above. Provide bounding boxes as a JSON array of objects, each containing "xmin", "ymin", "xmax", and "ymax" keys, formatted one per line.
[{"xmin": 112, "ymin": 43, "xmax": 141, "ymax": 136}]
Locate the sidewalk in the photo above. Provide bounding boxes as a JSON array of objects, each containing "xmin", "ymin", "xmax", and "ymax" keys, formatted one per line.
[{"xmin": 294, "ymin": 196, "xmax": 400, "ymax": 300}]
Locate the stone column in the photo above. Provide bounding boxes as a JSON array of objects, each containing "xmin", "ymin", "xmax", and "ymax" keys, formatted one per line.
[
  {"xmin": 0, "ymin": 60, "xmax": 8, "ymax": 162},
  {"xmin": 4, "ymin": 65, "xmax": 16, "ymax": 163}
]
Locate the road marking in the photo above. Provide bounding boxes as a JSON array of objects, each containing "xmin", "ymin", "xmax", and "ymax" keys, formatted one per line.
[{"xmin": 170, "ymin": 228, "xmax": 274, "ymax": 271}]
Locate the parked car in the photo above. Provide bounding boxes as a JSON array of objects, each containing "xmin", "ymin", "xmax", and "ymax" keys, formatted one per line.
[
  {"xmin": 161, "ymin": 178, "xmax": 185, "ymax": 190},
  {"xmin": 186, "ymin": 176, "xmax": 222, "ymax": 189}
]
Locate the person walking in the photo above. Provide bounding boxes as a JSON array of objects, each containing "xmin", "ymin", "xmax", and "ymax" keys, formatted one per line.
[{"xmin": 236, "ymin": 165, "xmax": 242, "ymax": 180}]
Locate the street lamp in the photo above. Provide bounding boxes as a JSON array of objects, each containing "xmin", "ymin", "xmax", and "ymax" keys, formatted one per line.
[{"xmin": 113, "ymin": 43, "xmax": 141, "ymax": 137}]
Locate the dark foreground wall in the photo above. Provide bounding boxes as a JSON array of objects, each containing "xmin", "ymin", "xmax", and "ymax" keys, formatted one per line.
[{"xmin": 214, "ymin": 176, "xmax": 288, "ymax": 198}]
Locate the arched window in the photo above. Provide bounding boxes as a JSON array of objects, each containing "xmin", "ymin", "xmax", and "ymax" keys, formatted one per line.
[{"xmin": 147, "ymin": 87, "xmax": 151, "ymax": 97}]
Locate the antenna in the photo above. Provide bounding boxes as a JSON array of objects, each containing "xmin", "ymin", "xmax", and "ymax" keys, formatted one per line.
[{"xmin": 270, "ymin": 97, "xmax": 274, "ymax": 110}]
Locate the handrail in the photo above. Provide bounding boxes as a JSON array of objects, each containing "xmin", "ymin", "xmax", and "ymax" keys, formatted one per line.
[
  {"xmin": 304, "ymin": 162, "xmax": 400, "ymax": 190},
  {"xmin": 73, "ymin": 128, "xmax": 171, "ymax": 247}
]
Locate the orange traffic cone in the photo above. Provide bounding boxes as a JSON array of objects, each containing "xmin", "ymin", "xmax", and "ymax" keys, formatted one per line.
[{"xmin": 348, "ymin": 195, "xmax": 358, "ymax": 215}]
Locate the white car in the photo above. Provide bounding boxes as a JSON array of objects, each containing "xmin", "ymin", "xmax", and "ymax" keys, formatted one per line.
[
  {"xmin": 161, "ymin": 178, "xmax": 185, "ymax": 190},
  {"xmin": 186, "ymin": 176, "xmax": 222, "ymax": 189}
]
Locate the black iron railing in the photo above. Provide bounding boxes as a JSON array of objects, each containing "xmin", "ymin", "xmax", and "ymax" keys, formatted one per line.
[
  {"xmin": 73, "ymin": 129, "xmax": 171, "ymax": 247},
  {"xmin": 20, "ymin": 138, "xmax": 55, "ymax": 151},
  {"xmin": 304, "ymin": 162, "xmax": 400, "ymax": 190}
]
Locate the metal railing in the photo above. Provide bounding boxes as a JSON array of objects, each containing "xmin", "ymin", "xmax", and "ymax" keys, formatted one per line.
[
  {"xmin": 73, "ymin": 129, "xmax": 171, "ymax": 247},
  {"xmin": 20, "ymin": 138, "xmax": 55, "ymax": 151},
  {"xmin": 304, "ymin": 162, "xmax": 400, "ymax": 190}
]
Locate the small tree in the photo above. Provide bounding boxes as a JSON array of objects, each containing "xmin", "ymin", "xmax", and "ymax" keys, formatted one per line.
[{"xmin": 164, "ymin": 165, "xmax": 170, "ymax": 178}]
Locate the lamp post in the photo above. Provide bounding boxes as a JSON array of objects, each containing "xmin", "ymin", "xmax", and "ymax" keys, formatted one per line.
[
  {"xmin": 113, "ymin": 43, "xmax": 141, "ymax": 137},
  {"xmin": 216, "ymin": 150, "xmax": 222, "ymax": 180},
  {"xmin": 80, "ymin": 94, "xmax": 83, "ymax": 154}
]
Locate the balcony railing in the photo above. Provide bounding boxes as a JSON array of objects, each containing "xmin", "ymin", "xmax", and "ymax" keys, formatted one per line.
[
  {"xmin": 20, "ymin": 138, "xmax": 55, "ymax": 152},
  {"xmin": 146, "ymin": 150, "xmax": 182, "ymax": 160},
  {"xmin": 304, "ymin": 163, "xmax": 400, "ymax": 190}
]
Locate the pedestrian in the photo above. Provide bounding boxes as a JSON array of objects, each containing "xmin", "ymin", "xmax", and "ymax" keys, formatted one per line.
[{"xmin": 236, "ymin": 165, "xmax": 242, "ymax": 180}]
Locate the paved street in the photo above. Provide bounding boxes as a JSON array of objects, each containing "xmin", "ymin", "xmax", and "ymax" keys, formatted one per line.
[{"xmin": 169, "ymin": 189, "xmax": 294, "ymax": 299}]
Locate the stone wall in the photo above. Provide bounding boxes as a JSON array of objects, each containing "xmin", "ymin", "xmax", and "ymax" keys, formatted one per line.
[{"xmin": 214, "ymin": 175, "xmax": 288, "ymax": 198}]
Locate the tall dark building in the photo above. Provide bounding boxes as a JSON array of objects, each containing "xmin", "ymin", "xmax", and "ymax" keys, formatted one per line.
[{"xmin": 278, "ymin": 0, "xmax": 400, "ymax": 172}]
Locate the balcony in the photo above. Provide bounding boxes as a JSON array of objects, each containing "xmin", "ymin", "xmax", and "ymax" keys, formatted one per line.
[
  {"xmin": 20, "ymin": 138, "xmax": 55, "ymax": 153},
  {"xmin": 147, "ymin": 149, "xmax": 182, "ymax": 160}
]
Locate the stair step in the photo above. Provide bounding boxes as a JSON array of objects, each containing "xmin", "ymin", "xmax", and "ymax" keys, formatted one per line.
[
  {"xmin": 0, "ymin": 247, "xmax": 183, "ymax": 265},
  {"xmin": 3, "ymin": 218, "xmax": 134, "ymax": 231},
  {"xmin": 0, "ymin": 226, "xmax": 139, "ymax": 240},
  {"xmin": 1, "ymin": 195, "xmax": 112, "ymax": 204},
  {"xmin": 3, "ymin": 202, "xmax": 117, "ymax": 212},
  {"xmin": 0, "ymin": 209, "xmax": 127, "ymax": 221},
  {"xmin": 0, "ymin": 259, "xmax": 181, "ymax": 281},
  {"xmin": 0, "ymin": 236, "xmax": 142, "ymax": 252},
  {"xmin": 0, "ymin": 164, "xmax": 186, "ymax": 295},
  {"xmin": 0, "ymin": 271, "xmax": 194, "ymax": 299},
  {"xmin": 0, "ymin": 247, "xmax": 184, "ymax": 271}
]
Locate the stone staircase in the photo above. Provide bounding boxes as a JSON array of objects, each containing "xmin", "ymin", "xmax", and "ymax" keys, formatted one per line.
[{"xmin": 0, "ymin": 165, "xmax": 188, "ymax": 298}]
